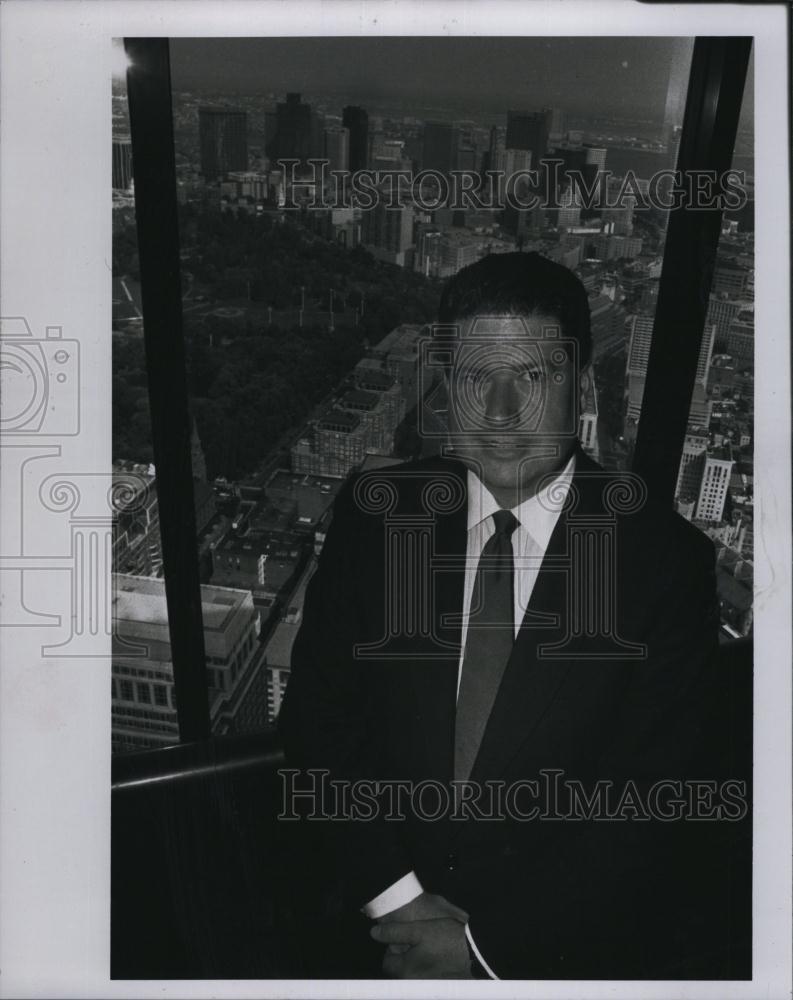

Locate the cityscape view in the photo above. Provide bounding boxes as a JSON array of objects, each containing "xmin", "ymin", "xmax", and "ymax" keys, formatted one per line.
[{"xmin": 111, "ymin": 36, "xmax": 754, "ymax": 754}]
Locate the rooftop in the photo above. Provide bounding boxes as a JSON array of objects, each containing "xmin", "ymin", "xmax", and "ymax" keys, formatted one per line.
[
  {"xmin": 319, "ymin": 407, "xmax": 360, "ymax": 430},
  {"xmin": 341, "ymin": 388, "xmax": 380, "ymax": 410},
  {"xmin": 354, "ymin": 368, "xmax": 394, "ymax": 392},
  {"xmin": 716, "ymin": 567, "xmax": 753, "ymax": 612},
  {"xmin": 266, "ymin": 469, "xmax": 340, "ymax": 495},
  {"xmin": 113, "ymin": 573, "xmax": 251, "ymax": 632},
  {"xmin": 371, "ymin": 323, "xmax": 425, "ymax": 358}
]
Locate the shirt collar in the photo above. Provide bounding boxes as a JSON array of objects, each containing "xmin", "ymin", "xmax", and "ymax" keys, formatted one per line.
[{"xmin": 466, "ymin": 452, "xmax": 577, "ymax": 551}]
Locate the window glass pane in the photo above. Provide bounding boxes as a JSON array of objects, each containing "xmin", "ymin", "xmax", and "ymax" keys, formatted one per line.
[
  {"xmin": 165, "ymin": 36, "xmax": 698, "ymax": 733},
  {"xmin": 111, "ymin": 42, "xmax": 179, "ymax": 755},
  {"xmin": 674, "ymin": 50, "xmax": 754, "ymax": 639}
]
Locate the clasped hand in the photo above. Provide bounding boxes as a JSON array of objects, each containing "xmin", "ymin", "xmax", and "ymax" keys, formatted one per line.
[{"xmin": 371, "ymin": 891, "xmax": 471, "ymax": 979}]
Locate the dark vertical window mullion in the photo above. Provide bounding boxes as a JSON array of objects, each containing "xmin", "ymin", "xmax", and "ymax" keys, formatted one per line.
[
  {"xmin": 632, "ymin": 36, "xmax": 752, "ymax": 506},
  {"xmin": 124, "ymin": 37, "xmax": 211, "ymax": 742}
]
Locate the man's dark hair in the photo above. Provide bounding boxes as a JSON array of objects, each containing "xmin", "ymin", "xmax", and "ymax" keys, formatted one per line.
[{"xmin": 437, "ymin": 251, "xmax": 592, "ymax": 369}]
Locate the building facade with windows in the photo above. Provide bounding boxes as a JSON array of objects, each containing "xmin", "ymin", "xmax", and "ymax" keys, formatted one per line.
[
  {"xmin": 198, "ymin": 107, "xmax": 248, "ymax": 183},
  {"xmin": 695, "ymin": 447, "xmax": 735, "ymax": 523},
  {"xmin": 112, "ymin": 574, "xmax": 263, "ymax": 751}
]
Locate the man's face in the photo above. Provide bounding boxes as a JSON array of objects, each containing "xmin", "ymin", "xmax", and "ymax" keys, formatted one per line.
[{"xmin": 444, "ymin": 312, "xmax": 584, "ymax": 499}]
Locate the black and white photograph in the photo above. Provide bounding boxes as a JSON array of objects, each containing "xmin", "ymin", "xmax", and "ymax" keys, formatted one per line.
[{"xmin": 0, "ymin": 2, "xmax": 790, "ymax": 998}]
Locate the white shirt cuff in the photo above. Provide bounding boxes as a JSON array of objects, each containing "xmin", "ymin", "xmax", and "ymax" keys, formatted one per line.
[
  {"xmin": 361, "ymin": 871, "xmax": 424, "ymax": 919},
  {"xmin": 465, "ymin": 923, "xmax": 499, "ymax": 980}
]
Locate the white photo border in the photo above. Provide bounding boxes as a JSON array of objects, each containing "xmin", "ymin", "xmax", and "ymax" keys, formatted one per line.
[{"xmin": 0, "ymin": 2, "xmax": 789, "ymax": 998}]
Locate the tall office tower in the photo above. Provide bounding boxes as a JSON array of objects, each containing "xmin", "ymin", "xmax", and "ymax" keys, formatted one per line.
[
  {"xmin": 695, "ymin": 447, "xmax": 735, "ymax": 522},
  {"xmin": 456, "ymin": 145, "xmax": 477, "ymax": 173},
  {"xmin": 198, "ymin": 107, "xmax": 248, "ymax": 183},
  {"xmin": 367, "ymin": 128, "xmax": 383, "ymax": 164},
  {"xmin": 263, "ymin": 110, "xmax": 278, "ymax": 156},
  {"xmin": 584, "ymin": 146, "xmax": 607, "ymax": 172},
  {"xmin": 484, "ymin": 125, "xmax": 506, "ymax": 173},
  {"xmin": 712, "ymin": 259, "xmax": 750, "ymax": 297},
  {"xmin": 361, "ymin": 197, "xmax": 414, "ymax": 267},
  {"xmin": 695, "ymin": 323, "xmax": 717, "ymax": 386},
  {"xmin": 675, "ymin": 430, "xmax": 709, "ymax": 506},
  {"xmin": 505, "ymin": 110, "xmax": 549, "ymax": 165},
  {"xmin": 323, "ymin": 125, "xmax": 350, "ymax": 172},
  {"xmin": 625, "ymin": 313, "xmax": 654, "ymax": 408},
  {"xmin": 266, "ymin": 93, "xmax": 315, "ymax": 170},
  {"xmin": 557, "ymin": 183, "xmax": 583, "ymax": 231},
  {"xmin": 504, "ymin": 147, "xmax": 532, "ymax": 174},
  {"xmin": 583, "ymin": 145, "xmax": 607, "ymax": 205},
  {"xmin": 500, "ymin": 147, "xmax": 539, "ymax": 237},
  {"xmin": 545, "ymin": 107, "xmax": 567, "ymax": 146},
  {"xmin": 112, "ymin": 138, "xmax": 133, "ymax": 190},
  {"xmin": 343, "ymin": 105, "xmax": 369, "ymax": 171},
  {"xmin": 726, "ymin": 311, "xmax": 754, "ymax": 364},
  {"xmin": 498, "ymin": 147, "xmax": 532, "ymax": 205},
  {"xmin": 558, "ymin": 144, "xmax": 588, "ymax": 174},
  {"xmin": 578, "ymin": 376, "xmax": 600, "ymax": 461},
  {"xmin": 422, "ymin": 122, "xmax": 459, "ymax": 174},
  {"xmin": 603, "ymin": 175, "xmax": 636, "ymax": 235},
  {"xmin": 623, "ymin": 312, "xmax": 655, "ymax": 425},
  {"xmin": 706, "ymin": 293, "xmax": 749, "ymax": 343},
  {"xmin": 626, "ymin": 316, "xmax": 716, "ymax": 424}
]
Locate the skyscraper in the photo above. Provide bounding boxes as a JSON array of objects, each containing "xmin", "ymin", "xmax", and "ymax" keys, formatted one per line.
[
  {"xmin": 112, "ymin": 138, "xmax": 133, "ymax": 190},
  {"xmin": 422, "ymin": 122, "xmax": 459, "ymax": 174},
  {"xmin": 584, "ymin": 146, "xmax": 607, "ymax": 172},
  {"xmin": 545, "ymin": 107, "xmax": 567, "ymax": 146},
  {"xmin": 505, "ymin": 110, "xmax": 549, "ymax": 165},
  {"xmin": 583, "ymin": 145, "xmax": 608, "ymax": 205},
  {"xmin": 342, "ymin": 105, "xmax": 369, "ymax": 172},
  {"xmin": 361, "ymin": 195, "xmax": 414, "ymax": 267},
  {"xmin": 626, "ymin": 317, "xmax": 716, "ymax": 424},
  {"xmin": 199, "ymin": 107, "xmax": 248, "ymax": 183},
  {"xmin": 695, "ymin": 447, "xmax": 735, "ymax": 522},
  {"xmin": 323, "ymin": 125, "xmax": 350, "ymax": 172},
  {"xmin": 266, "ymin": 93, "xmax": 318, "ymax": 171},
  {"xmin": 485, "ymin": 125, "xmax": 506, "ymax": 172}
]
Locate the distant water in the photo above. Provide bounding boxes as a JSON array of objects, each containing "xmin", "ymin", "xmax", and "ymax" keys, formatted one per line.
[{"xmin": 605, "ymin": 146, "xmax": 753, "ymax": 180}]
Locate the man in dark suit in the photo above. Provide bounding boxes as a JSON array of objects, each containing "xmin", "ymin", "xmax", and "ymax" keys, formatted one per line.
[{"xmin": 279, "ymin": 253, "xmax": 733, "ymax": 979}]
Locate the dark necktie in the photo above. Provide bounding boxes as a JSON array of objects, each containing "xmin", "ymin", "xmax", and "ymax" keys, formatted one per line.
[{"xmin": 454, "ymin": 509, "xmax": 519, "ymax": 782}]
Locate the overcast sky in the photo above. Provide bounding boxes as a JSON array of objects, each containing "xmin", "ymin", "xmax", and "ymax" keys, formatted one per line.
[{"xmin": 166, "ymin": 36, "xmax": 741, "ymax": 120}]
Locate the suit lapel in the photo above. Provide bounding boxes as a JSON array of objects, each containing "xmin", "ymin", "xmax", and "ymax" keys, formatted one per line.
[
  {"xmin": 407, "ymin": 458, "xmax": 467, "ymax": 783},
  {"xmin": 469, "ymin": 451, "xmax": 605, "ymax": 783}
]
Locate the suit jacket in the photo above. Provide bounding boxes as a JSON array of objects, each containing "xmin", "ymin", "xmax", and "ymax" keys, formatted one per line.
[{"xmin": 279, "ymin": 447, "xmax": 737, "ymax": 979}]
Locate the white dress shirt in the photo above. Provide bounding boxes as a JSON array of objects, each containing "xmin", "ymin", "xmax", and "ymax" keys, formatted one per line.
[{"xmin": 362, "ymin": 454, "xmax": 578, "ymax": 978}]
